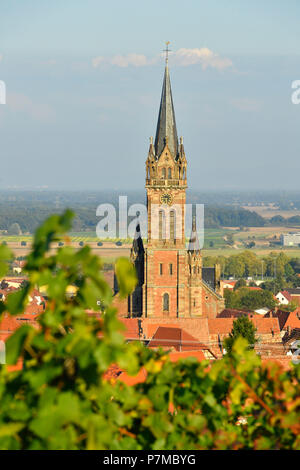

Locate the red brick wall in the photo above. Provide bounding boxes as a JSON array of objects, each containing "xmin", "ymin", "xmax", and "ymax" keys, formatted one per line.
[{"xmin": 201, "ymin": 285, "xmax": 224, "ymax": 318}]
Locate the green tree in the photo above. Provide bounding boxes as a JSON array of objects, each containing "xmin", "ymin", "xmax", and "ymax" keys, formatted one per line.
[
  {"xmin": 8, "ymin": 223, "xmax": 22, "ymax": 236},
  {"xmin": 225, "ymin": 287, "xmax": 276, "ymax": 310},
  {"xmin": 0, "ymin": 212, "xmax": 299, "ymax": 450},
  {"xmin": 224, "ymin": 316, "xmax": 257, "ymax": 354},
  {"xmin": 226, "ymin": 233, "xmax": 234, "ymax": 246},
  {"xmin": 233, "ymin": 279, "xmax": 247, "ymax": 291}
]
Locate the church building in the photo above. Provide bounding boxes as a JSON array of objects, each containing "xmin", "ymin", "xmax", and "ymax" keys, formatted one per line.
[{"xmin": 128, "ymin": 54, "xmax": 224, "ymax": 319}]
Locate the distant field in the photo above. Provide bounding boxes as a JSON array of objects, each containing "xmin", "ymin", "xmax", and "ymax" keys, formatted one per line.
[
  {"xmin": 2, "ymin": 226, "xmax": 300, "ymax": 260},
  {"xmin": 202, "ymin": 248, "xmax": 300, "ymax": 259},
  {"xmin": 242, "ymin": 204, "xmax": 300, "ymax": 219}
]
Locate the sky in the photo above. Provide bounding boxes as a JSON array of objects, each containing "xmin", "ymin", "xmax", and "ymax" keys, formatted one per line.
[{"xmin": 0, "ymin": 0, "xmax": 299, "ymax": 191}]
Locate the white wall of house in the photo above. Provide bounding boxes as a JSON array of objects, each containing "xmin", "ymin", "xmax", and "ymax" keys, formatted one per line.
[{"xmin": 276, "ymin": 293, "xmax": 289, "ymax": 305}]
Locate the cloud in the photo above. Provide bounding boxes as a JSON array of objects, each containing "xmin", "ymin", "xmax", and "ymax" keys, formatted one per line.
[
  {"xmin": 92, "ymin": 56, "xmax": 106, "ymax": 68},
  {"xmin": 92, "ymin": 48, "xmax": 232, "ymax": 70},
  {"xmin": 171, "ymin": 48, "xmax": 232, "ymax": 70},
  {"xmin": 7, "ymin": 92, "xmax": 55, "ymax": 122},
  {"xmin": 92, "ymin": 53, "xmax": 149, "ymax": 68}
]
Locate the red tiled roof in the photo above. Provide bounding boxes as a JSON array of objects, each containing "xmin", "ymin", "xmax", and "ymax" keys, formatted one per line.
[
  {"xmin": 218, "ymin": 308, "xmax": 254, "ymax": 318},
  {"xmin": 208, "ymin": 317, "xmax": 280, "ymax": 335},
  {"xmin": 119, "ymin": 319, "xmax": 141, "ymax": 340},
  {"xmin": 284, "ymin": 309, "xmax": 300, "ymax": 329},
  {"xmin": 280, "ymin": 291, "xmax": 292, "ymax": 302},
  {"xmin": 103, "ymin": 364, "xmax": 123, "ymax": 381},
  {"xmin": 148, "ymin": 326, "xmax": 208, "ymax": 352},
  {"xmin": 0, "ymin": 314, "xmax": 20, "ymax": 334},
  {"xmin": 168, "ymin": 350, "xmax": 206, "ymax": 362},
  {"xmin": 117, "ymin": 350, "xmax": 207, "ymax": 386},
  {"xmin": 264, "ymin": 310, "xmax": 290, "ymax": 330},
  {"xmin": 265, "ymin": 309, "xmax": 300, "ymax": 330}
]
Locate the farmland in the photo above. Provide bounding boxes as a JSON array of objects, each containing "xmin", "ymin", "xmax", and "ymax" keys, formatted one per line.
[{"xmin": 2, "ymin": 226, "xmax": 300, "ymax": 261}]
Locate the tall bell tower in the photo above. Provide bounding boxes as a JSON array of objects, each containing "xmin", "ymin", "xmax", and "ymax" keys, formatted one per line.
[
  {"xmin": 142, "ymin": 46, "xmax": 189, "ymax": 318},
  {"xmin": 128, "ymin": 45, "xmax": 224, "ymax": 319}
]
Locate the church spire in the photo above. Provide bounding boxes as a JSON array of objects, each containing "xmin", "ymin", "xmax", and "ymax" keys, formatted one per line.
[
  {"xmin": 188, "ymin": 216, "xmax": 200, "ymax": 253},
  {"xmin": 154, "ymin": 43, "xmax": 178, "ymax": 159}
]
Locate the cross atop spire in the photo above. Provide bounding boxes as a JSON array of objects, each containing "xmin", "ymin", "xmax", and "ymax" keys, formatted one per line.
[
  {"xmin": 154, "ymin": 44, "xmax": 178, "ymax": 159},
  {"xmin": 163, "ymin": 41, "xmax": 171, "ymax": 65}
]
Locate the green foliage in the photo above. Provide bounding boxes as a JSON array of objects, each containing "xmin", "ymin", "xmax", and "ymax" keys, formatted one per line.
[
  {"xmin": 8, "ymin": 223, "xmax": 22, "ymax": 236},
  {"xmin": 0, "ymin": 212, "xmax": 299, "ymax": 450},
  {"xmin": 224, "ymin": 287, "xmax": 276, "ymax": 310},
  {"xmin": 233, "ymin": 278, "xmax": 247, "ymax": 291},
  {"xmin": 204, "ymin": 250, "xmax": 300, "ymax": 285},
  {"xmin": 224, "ymin": 317, "xmax": 257, "ymax": 354}
]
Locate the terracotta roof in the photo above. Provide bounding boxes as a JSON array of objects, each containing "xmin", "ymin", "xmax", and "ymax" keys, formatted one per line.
[
  {"xmin": 117, "ymin": 350, "xmax": 207, "ymax": 386},
  {"xmin": 282, "ymin": 328, "xmax": 300, "ymax": 346},
  {"xmin": 285, "ymin": 309, "xmax": 300, "ymax": 329},
  {"xmin": 208, "ymin": 317, "xmax": 280, "ymax": 335},
  {"xmin": 92, "ymin": 315, "xmax": 142, "ymax": 341},
  {"xmin": 119, "ymin": 319, "xmax": 141, "ymax": 340},
  {"xmin": 279, "ymin": 291, "xmax": 292, "ymax": 302},
  {"xmin": 148, "ymin": 326, "xmax": 208, "ymax": 352},
  {"xmin": 0, "ymin": 314, "xmax": 20, "ymax": 334},
  {"xmin": 218, "ymin": 308, "xmax": 254, "ymax": 318},
  {"xmin": 265, "ymin": 309, "xmax": 300, "ymax": 330},
  {"xmin": 168, "ymin": 350, "xmax": 206, "ymax": 362},
  {"xmin": 103, "ymin": 364, "xmax": 123, "ymax": 381}
]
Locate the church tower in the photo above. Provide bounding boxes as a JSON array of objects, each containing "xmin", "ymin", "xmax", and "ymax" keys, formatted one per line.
[
  {"xmin": 128, "ymin": 47, "xmax": 224, "ymax": 319},
  {"xmin": 143, "ymin": 51, "xmax": 189, "ymax": 318}
]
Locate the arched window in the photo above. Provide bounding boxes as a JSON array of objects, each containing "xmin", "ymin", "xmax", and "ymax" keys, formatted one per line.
[
  {"xmin": 163, "ymin": 293, "xmax": 169, "ymax": 312},
  {"xmin": 162, "ymin": 168, "xmax": 166, "ymax": 179},
  {"xmin": 159, "ymin": 210, "xmax": 165, "ymax": 240},
  {"xmin": 168, "ymin": 167, "xmax": 172, "ymax": 179},
  {"xmin": 182, "ymin": 167, "xmax": 186, "ymax": 179},
  {"xmin": 170, "ymin": 210, "xmax": 175, "ymax": 241}
]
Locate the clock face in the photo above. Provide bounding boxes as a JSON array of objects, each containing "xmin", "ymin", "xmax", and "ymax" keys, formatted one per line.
[{"xmin": 160, "ymin": 193, "xmax": 173, "ymax": 206}]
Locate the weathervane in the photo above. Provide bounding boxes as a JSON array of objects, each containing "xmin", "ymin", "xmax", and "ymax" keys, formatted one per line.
[{"xmin": 163, "ymin": 41, "xmax": 171, "ymax": 65}]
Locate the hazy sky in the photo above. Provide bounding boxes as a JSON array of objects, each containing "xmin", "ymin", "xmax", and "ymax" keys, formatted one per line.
[{"xmin": 0, "ymin": 0, "xmax": 299, "ymax": 191}]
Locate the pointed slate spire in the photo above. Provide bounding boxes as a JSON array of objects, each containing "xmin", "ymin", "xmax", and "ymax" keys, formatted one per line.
[
  {"xmin": 154, "ymin": 64, "xmax": 179, "ymax": 159},
  {"xmin": 188, "ymin": 216, "xmax": 200, "ymax": 253}
]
